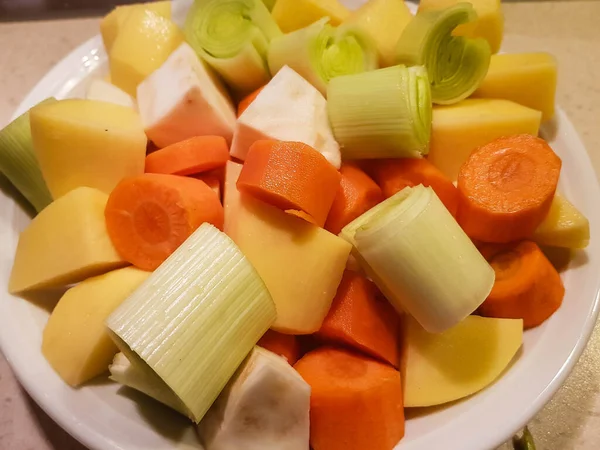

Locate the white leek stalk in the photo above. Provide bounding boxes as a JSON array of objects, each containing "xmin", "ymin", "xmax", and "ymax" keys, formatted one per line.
[
  {"xmin": 341, "ymin": 185, "xmax": 494, "ymax": 333},
  {"xmin": 184, "ymin": 0, "xmax": 282, "ymax": 95},
  {"xmin": 106, "ymin": 223, "xmax": 276, "ymax": 423},
  {"xmin": 267, "ymin": 18, "xmax": 379, "ymax": 95},
  {"xmin": 396, "ymin": 3, "xmax": 491, "ymax": 105},
  {"xmin": 0, "ymin": 99, "xmax": 54, "ymax": 213},
  {"xmin": 198, "ymin": 347, "xmax": 310, "ymax": 450},
  {"xmin": 327, "ymin": 65, "xmax": 431, "ymax": 159}
]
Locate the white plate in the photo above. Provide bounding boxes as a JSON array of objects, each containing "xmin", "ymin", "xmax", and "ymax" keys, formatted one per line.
[{"xmin": 2, "ymin": 1, "xmax": 600, "ymax": 449}]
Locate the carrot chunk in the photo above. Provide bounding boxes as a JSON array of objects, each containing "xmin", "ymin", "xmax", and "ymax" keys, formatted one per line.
[
  {"xmin": 105, "ymin": 173, "xmax": 224, "ymax": 271},
  {"xmin": 457, "ymin": 134, "xmax": 561, "ymax": 243},
  {"xmin": 237, "ymin": 86, "xmax": 265, "ymax": 117},
  {"xmin": 478, "ymin": 240, "xmax": 565, "ymax": 328},
  {"xmin": 237, "ymin": 140, "xmax": 341, "ymax": 227},
  {"xmin": 294, "ymin": 347, "xmax": 405, "ymax": 450},
  {"xmin": 257, "ymin": 330, "xmax": 301, "ymax": 365},
  {"xmin": 193, "ymin": 167, "xmax": 223, "ymax": 201},
  {"xmin": 145, "ymin": 136, "xmax": 229, "ymax": 176}
]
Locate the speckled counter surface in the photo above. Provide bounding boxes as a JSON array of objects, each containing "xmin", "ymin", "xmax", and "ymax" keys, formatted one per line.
[{"xmin": 0, "ymin": 2, "xmax": 599, "ymax": 449}]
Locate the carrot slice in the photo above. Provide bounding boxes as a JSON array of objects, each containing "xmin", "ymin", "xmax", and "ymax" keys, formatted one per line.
[
  {"xmin": 457, "ymin": 134, "xmax": 561, "ymax": 243},
  {"xmin": 237, "ymin": 86, "xmax": 265, "ymax": 117},
  {"xmin": 105, "ymin": 173, "xmax": 224, "ymax": 271},
  {"xmin": 369, "ymin": 158, "xmax": 459, "ymax": 217},
  {"xmin": 145, "ymin": 136, "xmax": 229, "ymax": 176},
  {"xmin": 237, "ymin": 140, "xmax": 341, "ymax": 227},
  {"xmin": 294, "ymin": 347, "xmax": 405, "ymax": 450},
  {"xmin": 477, "ymin": 240, "xmax": 564, "ymax": 328},
  {"xmin": 193, "ymin": 167, "xmax": 223, "ymax": 201},
  {"xmin": 316, "ymin": 271, "xmax": 400, "ymax": 367},
  {"xmin": 257, "ymin": 330, "xmax": 301, "ymax": 365},
  {"xmin": 325, "ymin": 164, "xmax": 384, "ymax": 235}
]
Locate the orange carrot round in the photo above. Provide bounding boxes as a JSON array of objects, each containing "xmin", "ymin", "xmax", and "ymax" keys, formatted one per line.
[
  {"xmin": 316, "ymin": 271, "xmax": 400, "ymax": 367},
  {"xmin": 477, "ymin": 240, "xmax": 564, "ymax": 328},
  {"xmin": 370, "ymin": 158, "xmax": 459, "ymax": 216},
  {"xmin": 237, "ymin": 140, "xmax": 341, "ymax": 227},
  {"xmin": 237, "ymin": 86, "xmax": 265, "ymax": 117},
  {"xmin": 325, "ymin": 164, "xmax": 383, "ymax": 235},
  {"xmin": 145, "ymin": 136, "xmax": 229, "ymax": 176},
  {"xmin": 457, "ymin": 134, "xmax": 561, "ymax": 243},
  {"xmin": 294, "ymin": 347, "xmax": 405, "ymax": 450},
  {"xmin": 105, "ymin": 173, "xmax": 224, "ymax": 271},
  {"xmin": 258, "ymin": 330, "xmax": 301, "ymax": 365},
  {"xmin": 193, "ymin": 167, "xmax": 224, "ymax": 201}
]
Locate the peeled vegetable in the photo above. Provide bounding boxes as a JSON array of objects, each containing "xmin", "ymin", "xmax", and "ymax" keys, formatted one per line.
[
  {"xmin": 402, "ymin": 315, "xmax": 523, "ymax": 407},
  {"xmin": 198, "ymin": 347, "xmax": 310, "ymax": 450},
  {"xmin": 396, "ymin": 3, "xmax": 491, "ymax": 105},
  {"xmin": 268, "ymin": 18, "xmax": 378, "ymax": 95},
  {"xmin": 327, "ymin": 65, "xmax": 431, "ymax": 159},
  {"xmin": 341, "ymin": 185, "xmax": 495, "ymax": 333},
  {"xmin": 107, "ymin": 223, "xmax": 276, "ymax": 422},
  {"xmin": 85, "ymin": 79, "xmax": 134, "ymax": 108},
  {"xmin": 534, "ymin": 193, "xmax": 590, "ymax": 249},
  {"xmin": 184, "ymin": 0, "xmax": 282, "ymax": 96},
  {"xmin": 271, "ymin": 0, "xmax": 350, "ymax": 32}
]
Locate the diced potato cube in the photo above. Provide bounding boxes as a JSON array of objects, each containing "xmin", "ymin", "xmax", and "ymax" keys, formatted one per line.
[
  {"xmin": 534, "ymin": 193, "xmax": 590, "ymax": 249},
  {"xmin": 272, "ymin": 0, "xmax": 350, "ymax": 33}
]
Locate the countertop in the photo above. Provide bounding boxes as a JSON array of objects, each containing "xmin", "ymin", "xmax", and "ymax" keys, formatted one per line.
[{"xmin": 0, "ymin": 1, "xmax": 599, "ymax": 449}]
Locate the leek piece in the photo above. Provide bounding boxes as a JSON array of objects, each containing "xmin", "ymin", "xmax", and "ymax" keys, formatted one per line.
[
  {"xmin": 341, "ymin": 185, "xmax": 495, "ymax": 333},
  {"xmin": 198, "ymin": 347, "xmax": 310, "ymax": 450},
  {"xmin": 260, "ymin": 0, "xmax": 275, "ymax": 11},
  {"xmin": 106, "ymin": 223, "xmax": 276, "ymax": 423},
  {"xmin": 327, "ymin": 65, "xmax": 431, "ymax": 159},
  {"xmin": 0, "ymin": 99, "xmax": 54, "ymax": 213},
  {"xmin": 184, "ymin": 0, "xmax": 282, "ymax": 95},
  {"xmin": 267, "ymin": 18, "xmax": 379, "ymax": 95},
  {"xmin": 396, "ymin": 3, "xmax": 491, "ymax": 105}
]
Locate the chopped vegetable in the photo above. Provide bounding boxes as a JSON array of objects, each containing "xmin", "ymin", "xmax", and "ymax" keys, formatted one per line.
[
  {"xmin": 258, "ymin": 330, "xmax": 301, "ymax": 365},
  {"xmin": 271, "ymin": 0, "xmax": 350, "ymax": 33},
  {"xmin": 194, "ymin": 170, "xmax": 222, "ymax": 201},
  {"xmin": 457, "ymin": 134, "xmax": 561, "ymax": 243},
  {"xmin": 107, "ymin": 223, "xmax": 276, "ymax": 422},
  {"xmin": 105, "ymin": 173, "xmax": 224, "ymax": 271},
  {"xmin": 9, "ymin": 187, "xmax": 126, "ymax": 293},
  {"xmin": 513, "ymin": 427, "xmax": 537, "ymax": 450},
  {"xmin": 237, "ymin": 85, "xmax": 265, "ymax": 117},
  {"xmin": 184, "ymin": 0, "xmax": 282, "ymax": 96},
  {"xmin": 316, "ymin": 271, "xmax": 401, "ymax": 368},
  {"xmin": 198, "ymin": 347, "xmax": 310, "ymax": 450},
  {"xmin": 42, "ymin": 267, "xmax": 150, "ymax": 387},
  {"xmin": 368, "ymin": 158, "xmax": 458, "ymax": 216},
  {"xmin": 477, "ymin": 241, "xmax": 565, "ymax": 328},
  {"xmin": 145, "ymin": 136, "xmax": 229, "ymax": 176},
  {"xmin": 231, "ymin": 66, "xmax": 340, "ymax": 168},
  {"xmin": 474, "ymin": 52, "xmax": 558, "ymax": 121},
  {"xmin": 396, "ymin": 4, "xmax": 491, "ymax": 105},
  {"xmin": 534, "ymin": 193, "xmax": 590, "ymax": 249},
  {"xmin": 30, "ymin": 99, "xmax": 147, "ymax": 199},
  {"xmin": 268, "ymin": 18, "xmax": 378, "ymax": 95},
  {"xmin": 325, "ymin": 163, "xmax": 383, "ymax": 235},
  {"xmin": 137, "ymin": 42, "xmax": 237, "ymax": 148},
  {"xmin": 294, "ymin": 347, "xmax": 405, "ymax": 450},
  {"xmin": 341, "ymin": 185, "xmax": 495, "ymax": 333},
  {"xmin": 236, "ymin": 140, "xmax": 341, "ymax": 227},
  {"xmin": 402, "ymin": 315, "xmax": 523, "ymax": 407},
  {"xmin": 327, "ymin": 65, "xmax": 431, "ymax": 159},
  {"xmin": 0, "ymin": 99, "xmax": 54, "ymax": 213},
  {"xmin": 85, "ymin": 79, "xmax": 134, "ymax": 108}
]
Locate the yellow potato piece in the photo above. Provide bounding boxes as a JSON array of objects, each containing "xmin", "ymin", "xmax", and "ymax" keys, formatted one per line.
[
  {"xmin": 272, "ymin": 0, "xmax": 350, "ymax": 33},
  {"xmin": 534, "ymin": 193, "xmax": 590, "ymax": 249},
  {"xmin": 9, "ymin": 187, "xmax": 127, "ymax": 293},
  {"xmin": 402, "ymin": 315, "xmax": 523, "ymax": 407},
  {"xmin": 100, "ymin": 1, "xmax": 171, "ymax": 52},
  {"xmin": 427, "ymin": 99, "xmax": 542, "ymax": 181},
  {"xmin": 30, "ymin": 99, "xmax": 146, "ymax": 199},
  {"xmin": 224, "ymin": 162, "xmax": 351, "ymax": 334},
  {"xmin": 43, "ymin": 267, "xmax": 151, "ymax": 387},
  {"xmin": 109, "ymin": 8, "xmax": 184, "ymax": 97},
  {"xmin": 473, "ymin": 52, "xmax": 558, "ymax": 121},
  {"xmin": 418, "ymin": 0, "xmax": 504, "ymax": 53}
]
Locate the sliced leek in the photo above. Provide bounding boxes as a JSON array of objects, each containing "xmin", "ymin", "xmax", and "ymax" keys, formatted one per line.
[
  {"xmin": 267, "ymin": 18, "xmax": 379, "ymax": 95},
  {"xmin": 327, "ymin": 65, "xmax": 431, "ymax": 159},
  {"xmin": 396, "ymin": 3, "xmax": 491, "ymax": 105},
  {"xmin": 341, "ymin": 185, "xmax": 495, "ymax": 333},
  {"xmin": 184, "ymin": 0, "xmax": 282, "ymax": 95},
  {"xmin": 106, "ymin": 223, "xmax": 276, "ymax": 423},
  {"xmin": 198, "ymin": 347, "xmax": 310, "ymax": 450},
  {"xmin": 0, "ymin": 99, "xmax": 54, "ymax": 213}
]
